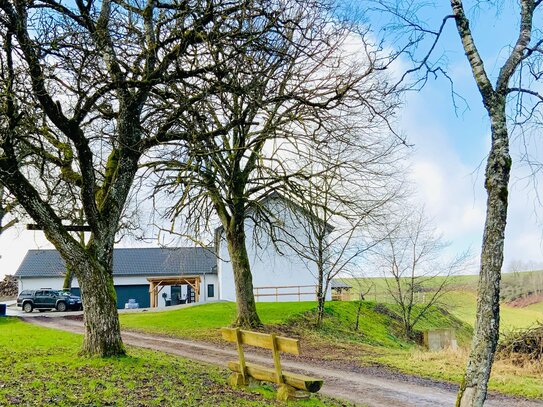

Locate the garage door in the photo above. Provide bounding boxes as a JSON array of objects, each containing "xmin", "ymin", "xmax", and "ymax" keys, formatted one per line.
[
  {"xmin": 114, "ymin": 285, "xmax": 150, "ymax": 309},
  {"xmin": 69, "ymin": 285, "xmax": 150, "ymax": 309}
]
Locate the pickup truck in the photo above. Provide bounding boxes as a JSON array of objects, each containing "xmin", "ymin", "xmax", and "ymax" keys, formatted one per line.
[{"xmin": 17, "ymin": 289, "xmax": 83, "ymax": 313}]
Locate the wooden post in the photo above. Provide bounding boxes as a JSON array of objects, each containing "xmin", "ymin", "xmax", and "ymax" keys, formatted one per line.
[
  {"xmin": 236, "ymin": 328, "xmax": 247, "ymax": 384},
  {"xmin": 271, "ymin": 334, "xmax": 284, "ymax": 384},
  {"xmin": 149, "ymin": 282, "xmax": 155, "ymax": 308},
  {"xmin": 298, "ymin": 286, "xmax": 301, "ymax": 302},
  {"xmin": 275, "ymin": 287, "xmax": 278, "ymax": 302}
]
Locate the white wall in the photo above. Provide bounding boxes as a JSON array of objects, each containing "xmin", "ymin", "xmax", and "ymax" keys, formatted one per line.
[
  {"xmin": 218, "ymin": 198, "xmax": 331, "ymax": 302},
  {"xmin": 18, "ymin": 275, "xmax": 153, "ymax": 291},
  {"xmin": 201, "ymin": 274, "xmax": 219, "ymax": 302},
  {"xmin": 18, "ymin": 277, "xmax": 65, "ymax": 292}
]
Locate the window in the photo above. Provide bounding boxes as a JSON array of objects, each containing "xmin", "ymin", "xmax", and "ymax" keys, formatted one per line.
[{"xmin": 207, "ymin": 284, "xmax": 215, "ymax": 298}]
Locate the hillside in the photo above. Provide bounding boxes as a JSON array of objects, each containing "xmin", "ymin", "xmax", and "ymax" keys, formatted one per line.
[
  {"xmin": 120, "ymin": 301, "xmax": 471, "ymax": 349},
  {"xmin": 342, "ymin": 270, "xmax": 543, "ymax": 331}
]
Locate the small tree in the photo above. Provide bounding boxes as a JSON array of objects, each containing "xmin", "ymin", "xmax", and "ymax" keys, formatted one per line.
[
  {"xmin": 371, "ymin": 208, "xmax": 470, "ymax": 339},
  {"xmin": 277, "ymin": 140, "xmax": 403, "ymax": 326}
]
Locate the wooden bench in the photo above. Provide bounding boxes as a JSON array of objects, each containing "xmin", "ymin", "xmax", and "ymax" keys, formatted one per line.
[{"xmin": 221, "ymin": 327, "xmax": 323, "ymax": 401}]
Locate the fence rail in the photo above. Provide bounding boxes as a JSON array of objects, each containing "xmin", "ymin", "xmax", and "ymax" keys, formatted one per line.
[{"xmin": 254, "ymin": 285, "xmax": 318, "ymax": 302}]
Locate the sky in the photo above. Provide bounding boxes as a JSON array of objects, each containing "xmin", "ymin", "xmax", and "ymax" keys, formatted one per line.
[
  {"xmin": 386, "ymin": 1, "xmax": 543, "ymax": 272},
  {"xmin": 1, "ymin": 1, "xmax": 543, "ymax": 279}
]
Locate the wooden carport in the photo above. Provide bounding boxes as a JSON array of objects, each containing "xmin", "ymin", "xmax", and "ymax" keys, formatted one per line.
[{"xmin": 147, "ymin": 276, "xmax": 201, "ymax": 308}]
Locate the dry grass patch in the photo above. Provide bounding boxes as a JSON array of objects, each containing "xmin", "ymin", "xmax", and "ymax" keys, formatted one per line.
[{"xmin": 370, "ymin": 346, "xmax": 543, "ymax": 398}]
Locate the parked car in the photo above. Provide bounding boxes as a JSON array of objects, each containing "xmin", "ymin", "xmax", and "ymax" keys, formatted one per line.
[{"xmin": 16, "ymin": 289, "xmax": 83, "ymax": 313}]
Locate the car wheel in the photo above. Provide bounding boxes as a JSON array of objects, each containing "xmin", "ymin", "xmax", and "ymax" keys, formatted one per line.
[
  {"xmin": 23, "ymin": 302, "xmax": 33, "ymax": 313},
  {"xmin": 56, "ymin": 302, "xmax": 67, "ymax": 312}
]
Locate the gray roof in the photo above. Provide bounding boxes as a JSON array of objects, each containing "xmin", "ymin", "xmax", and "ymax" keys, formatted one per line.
[
  {"xmin": 15, "ymin": 247, "xmax": 217, "ymax": 278},
  {"xmin": 331, "ymin": 279, "xmax": 352, "ymax": 289}
]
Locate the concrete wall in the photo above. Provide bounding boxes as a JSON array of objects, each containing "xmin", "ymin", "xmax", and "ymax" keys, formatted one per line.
[{"xmin": 217, "ymin": 198, "xmax": 331, "ymax": 302}]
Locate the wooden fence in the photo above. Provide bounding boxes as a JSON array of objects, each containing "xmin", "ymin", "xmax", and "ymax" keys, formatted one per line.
[{"xmin": 254, "ymin": 285, "xmax": 318, "ymax": 302}]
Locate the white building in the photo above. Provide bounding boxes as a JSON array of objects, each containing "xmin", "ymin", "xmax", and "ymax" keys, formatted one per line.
[
  {"xmin": 216, "ymin": 194, "xmax": 332, "ymax": 303},
  {"xmin": 15, "ymin": 196, "xmax": 331, "ymax": 308}
]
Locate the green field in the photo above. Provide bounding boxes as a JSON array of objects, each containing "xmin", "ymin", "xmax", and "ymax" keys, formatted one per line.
[{"xmin": 0, "ymin": 317, "xmax": 338, "ymax": 407}]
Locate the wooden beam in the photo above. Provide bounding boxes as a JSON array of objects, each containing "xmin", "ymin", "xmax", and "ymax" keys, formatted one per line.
[
  {"xmin": 228, "ymin": 361, "xmax": 323, "ymax": 393},
  {"xmin": 27, "ymin": 224, "xmax": 92, "ymax": 232},
  {"xmin": 221, "ymin": 328, "xmax": 300, "ymax": 355}
]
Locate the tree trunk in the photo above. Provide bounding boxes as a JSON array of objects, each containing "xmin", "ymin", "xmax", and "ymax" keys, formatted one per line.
[
  {"xmin": 457, "ymin": 103, "xmax": 510, "ymax": 407},
  {"xmin": 226, "ymin": 222, "xmax": 262, "ymax": 328},
  {"xmin": 63, "ymin": 265, "xmax": 74, "ymax": 290},
  {"xmin": 354, "ymin": 297, "xmax": 363, "ymax": 332},
  {"xmin": 73, "ymin": 255, "xmax": 125, "ymax": 357},
  {"xmin": 316, "ymin": 268, "xmax": 325, "ymax": 326}
]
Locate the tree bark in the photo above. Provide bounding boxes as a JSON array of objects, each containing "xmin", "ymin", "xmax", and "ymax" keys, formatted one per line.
[
  {"xmin": 225, "ymin": 219, "xmax": 262, "ymax": 328},
  {"xmin": 72, "ymin": 254, "xmax": 124, "ymax": 357},
  {"xmin": 456, "ymin": 102, "xmax": 510, "ymax": 407},
  {"xmin": 62, "ymin": 266, "xmax": 74, "ymax": 291},
  {"xmin": 316, "ymin": 268, "xmax": 325, "ymax": 326}
]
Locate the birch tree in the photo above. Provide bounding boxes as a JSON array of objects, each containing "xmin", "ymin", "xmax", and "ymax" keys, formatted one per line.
[
  {"xmin": 362, "ymin": 0, "xmax": 542, "ymax": 404},
  {"xmin": 451, "ymin": 2, "xmax": 538, "ymax": 404}
]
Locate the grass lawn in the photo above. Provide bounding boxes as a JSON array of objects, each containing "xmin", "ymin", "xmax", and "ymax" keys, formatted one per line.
[
  {"xmin": 121, "ymin": 301, "xmax": 543, "ymax": 399},
  {"xmin": 0, "ymin": 317, "xmax": 340, "ymax": 407},
  {"xmin": 120, "ymin": 302, "xmax": 317, "ymax": 341}
]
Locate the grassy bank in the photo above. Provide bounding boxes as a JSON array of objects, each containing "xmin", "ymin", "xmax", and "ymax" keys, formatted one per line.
[
  {"xmin": 342, "ymin": 275, "xmax": 543, "ymax": 331},
  {"xmin": 120, "ymin": 301, "xmax": 542, "ymax": 399},
  {"xmin": 0, "ymin": 317, "xmax": 338, "ymax": 406}
]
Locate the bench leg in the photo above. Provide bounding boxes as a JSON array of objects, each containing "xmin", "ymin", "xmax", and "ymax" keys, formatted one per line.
[
  {"xmin": 277, "ymin": 384, "xmax": 310, "ymax": 401},
  {"xmin": 228, "ymin": 372, "xmax": 249, "ymax": 387}
]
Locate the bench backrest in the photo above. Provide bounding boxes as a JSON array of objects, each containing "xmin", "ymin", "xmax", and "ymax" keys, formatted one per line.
[{"xmin": 221, "ymin": 327, "xmax": 300, "ymax": 355}]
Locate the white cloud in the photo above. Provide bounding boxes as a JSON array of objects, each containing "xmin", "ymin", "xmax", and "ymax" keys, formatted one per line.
[{"xmin": 402, "ymin": 90, "xmax": 543, "ymax": 273}]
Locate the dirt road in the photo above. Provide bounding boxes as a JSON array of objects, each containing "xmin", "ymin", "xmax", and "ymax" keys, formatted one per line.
[{"xmin": 23, "ymin": 317, "xmax": 543, "ymax": 407}]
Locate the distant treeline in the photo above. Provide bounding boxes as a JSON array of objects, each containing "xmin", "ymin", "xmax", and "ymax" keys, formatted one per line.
[{"xmin": 501, "ymin": 271, "xmax": 543, "ymax": 303}]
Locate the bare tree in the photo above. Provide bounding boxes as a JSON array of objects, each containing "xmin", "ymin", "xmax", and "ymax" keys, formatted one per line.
[
  {"xmin": 358, "ymin": 0, "xmax": 543, "ymax": 403},
  {"xmin": 148, "ymin": 1, "xmax": 400, "ymax": 327},
  {"xmin": 0, "ymin": 0, "xmax": 256, "ymax": 356},
  {"xmin": 370, "ymin": 208, "xmax": 469, "ymax": 339},
  {"xmin": 276, "ymin": 137, "xmax": 403, "ymax": 326}
]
